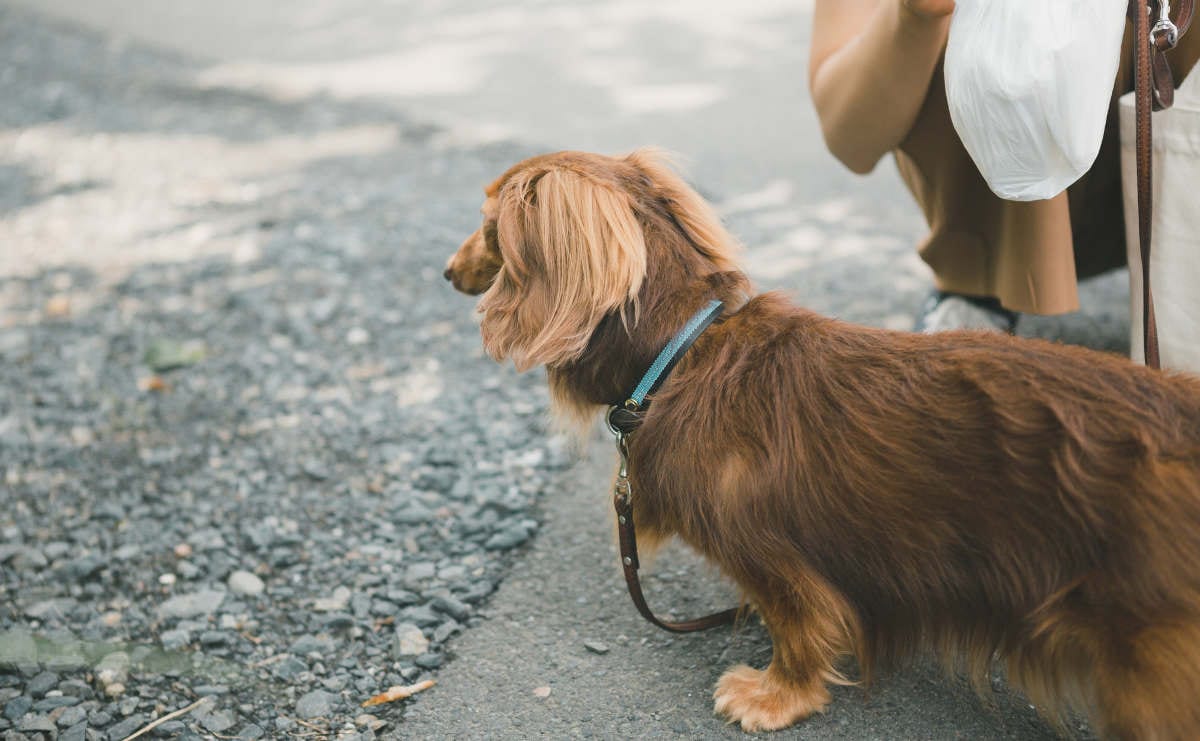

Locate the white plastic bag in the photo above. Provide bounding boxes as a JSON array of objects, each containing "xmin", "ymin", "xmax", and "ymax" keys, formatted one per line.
[
  {"xmin": 945, "ymin": 0, "xmax": 1128, "ymax": 201},
  {"xmin": 1121, "ymin": 70, "xmax": 1200, "ymax": 373}
]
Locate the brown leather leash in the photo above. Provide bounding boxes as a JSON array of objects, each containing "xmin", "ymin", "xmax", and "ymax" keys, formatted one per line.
[
  {"xmin": 1130, "ymin": 0, "xmax": 1194, "ymax": 369},
  {"xmin": 610, "ymin": 429, "xmax": 742, "ymax": 633}
]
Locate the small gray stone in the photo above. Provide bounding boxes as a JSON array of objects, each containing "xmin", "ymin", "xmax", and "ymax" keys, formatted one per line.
[
  {"xmin": 394, "ymin": 503, "xmax": 434, "ymax": 525},
  {"xmin": 400, "ymin": 604, "xmax": 441, "ymax": 628},
  {"xmin": 57, "ymin": 680, "xmax": 92, "ymax": 700},
  {"xmin": 321, "ymin": 674, "xmax": 347, "ymax": 692},
  {"xmin": 56, "ymin": 705, "xmax": 87, "ymax": 727},
  {"xmin": 87, "ymin": 710, "xmax": 113, "ymax": 728},
  {"xmin": 158, "ymin": 589, "xmax": 226, "ymax": 619},
  {"xmin": 271, "ymin": 656, "xmax": 308, "ymax": 680},
  {"xmin": 3, "ymin": 696, "xmax": 31, "ymax": 721},
  {"xmin": 34, "ymin": 694, "xmax": 79, "ymax": 711},
  {"xmin": 105, "ymin": 713, "xmax": 146, "ymax": 740},
  {"xmin": 294, "ymin": 689, "xmax": 337, "ymax": 719},
  {"xmin": 404, "ymin": 562, "xmax": 436, "ymax": 582},
  {"xmin": 309, "ymin": 296, "xmax": 339, "ymax": 324},
  {"xmin": 152, "ymin": 720, "xmax": 186, "ymax": 735},
  {"xmin": 160, "ymin": 629, "xmax": 191, "ymax": 651},
  {"xmin": 199, "ymin": 631, "xmax": 231, "ymax": 647},
  {"xmin": 242, "ymin": 525, "xmax": 276, "ymax": 551},
  {"xmin": 483, "ymin": 521, "xmax": 534, "ymax": 551},
  {"xmin": 350, "ymin": 592, "xmax": 371, "ymax": 618},
  {"xmin": 44, "ymin": 541, "xmax": 73, "ymax": 561},
  {"xmin": 289, "ymin": 635, "xmax": 334, "ymax": 656},
  {"xmin": 60, "ymin": 720, "xmax": 88, "ymax": 741},
  {"xmin": 237, "ymin": 723, "xmax": 265, "ymax": 739},
  {"xmin": 60, "ymin": 555, "xmax": 105, "ymax": 581},
  {"xmin": 414, "ymin": 652, "xmax": 443, "ymax": 669},
  {"xmin": 92, "ymin": 503, "xmax": 126, "ymax": 522},
  {"xmin": 584, "ymin": 641, "xmax": 611, "ymax": 655},
  {"xmin": 226, "ymin": 570, "xmax": 264, "ymax": 597},
  {"xmin": 392, "ymin": 624, "xmax": 429, "ymax": 657},
  {"xmin": 431, "ymin": 594, "xmax": 470, "ymax": 621},
  {"xmin": 384, "ymin": 589, "xmax": 420, "ymax": 606},
  {"xmin": 18, "ymin": 714, "xmax": 56, "ymax": 733},
  {"xmin": 369, "ymin": 600, "xmax": 399, "ymax": 617},
  {"xmin": 13, "ymin": 547, "xmax": 48, "ymax": 571},
  {"xmin": 95, "ymin": 652, "xmax": 130, "ymax": 687},
  {"xmin": 312, "ymin": 586, "xmax": 351, "ymax": 612},
  {"xmin": 112, "ymin": 545, "xmax": 141, "ymax": 561},
  {"xmin": 198, "ymin": 708, "xmax": 236, "ymax": 733},
  {"xmin": 144, "ymin": 338, "xmax": 205, "ymax": 372},
  {"xmin": 27, "ymin": 672, "xmax": 58, "ymax": 698},
  {"xmin": 414, "ymin": 467, "xmax": 457, "ymax": 492},
  {"xmin": 432, "ymin": 620, "xmax": 461, "ymax": 644},
  {"xmin": 301, "ymin": 459, "xmax": 330, "ymax": 481},
  {"xmin": 460, "ymin": 580, "xmax": 496, "ymax": 604},
  {"xmin": 321, "ymin": 613, "xmax": 354, "ymax": 630}
]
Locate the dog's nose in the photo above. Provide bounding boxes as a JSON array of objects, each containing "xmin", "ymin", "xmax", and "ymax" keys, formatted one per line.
[{"xmin": 443, "ymin": 267, "xmax": 453, "ymax": 282}]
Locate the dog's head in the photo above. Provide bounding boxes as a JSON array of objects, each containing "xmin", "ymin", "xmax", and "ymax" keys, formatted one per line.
[{"xmin": 445, "ymin": 150, "xmax": 740, "ymax": 371}]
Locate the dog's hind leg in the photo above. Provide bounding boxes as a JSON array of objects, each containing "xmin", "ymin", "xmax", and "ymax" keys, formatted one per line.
[
  {"xmin": 1089, "ymin": 620, "xmax": 1200, "ymax": 740},
  {"xmin": 713, "ymin": 581, "xmax": 854, "ymax": 732}
]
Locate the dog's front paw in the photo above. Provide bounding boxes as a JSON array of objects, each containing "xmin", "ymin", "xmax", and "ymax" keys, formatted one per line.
[{"xmin": 713, "ymin": 664, "xmax": 830, "ymax": 732}]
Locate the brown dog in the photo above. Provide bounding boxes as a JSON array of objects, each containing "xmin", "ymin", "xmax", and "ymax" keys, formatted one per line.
[{"xmin": 444, "ymin": 150, "xmax": 1200, "ymax": 738}]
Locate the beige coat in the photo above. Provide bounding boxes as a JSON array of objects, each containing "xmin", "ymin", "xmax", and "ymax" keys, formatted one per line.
[{"xmin": 894, "ymin": 24, "xmax": 1200, "ymax": 314}]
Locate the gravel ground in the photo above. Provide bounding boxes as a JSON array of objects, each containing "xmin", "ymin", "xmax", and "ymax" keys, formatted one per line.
[{"xmin": 0, "ymin": 6, "xmax": 566, "ymax": 739}]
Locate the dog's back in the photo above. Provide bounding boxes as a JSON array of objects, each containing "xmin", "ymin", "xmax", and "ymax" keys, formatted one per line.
[{"xmin": 643, "ymin": 294, "xmax": 1200, "ymax": 737}]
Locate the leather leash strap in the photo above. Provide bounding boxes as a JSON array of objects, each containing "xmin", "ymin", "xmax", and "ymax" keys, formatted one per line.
[
  {"xmin": 614, "ymin": 486, "xmax": 741, "ymax": 633},
  {"xmin": 1131, "ymin": 0, "xmax": 1194, "ymax": 369}
]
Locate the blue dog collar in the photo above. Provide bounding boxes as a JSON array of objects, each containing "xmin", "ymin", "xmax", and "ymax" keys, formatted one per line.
[{"xmin": 623, "ymin": 299, "xmax": 724, "ymax": 412}]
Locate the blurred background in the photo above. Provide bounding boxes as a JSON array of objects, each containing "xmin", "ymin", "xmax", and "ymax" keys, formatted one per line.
[{"xmin": 2, "ymin": 0, "xmax": 932, "ymax": 310}]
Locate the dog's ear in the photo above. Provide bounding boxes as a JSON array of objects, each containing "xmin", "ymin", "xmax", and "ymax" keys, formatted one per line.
[
  {"xmin": 477, "ymin": 164, "xmax": 647, "ymax": 371},
  {"xmin": 624, "ymin": 149, "xmax": 740, "ymax": 273}
]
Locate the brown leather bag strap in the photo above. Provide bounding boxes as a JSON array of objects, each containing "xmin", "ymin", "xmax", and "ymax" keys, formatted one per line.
[
  {"xmin": 1130, "ymin": 0, "xmax": 1181, "ymax": 368},
  {"xmin": 1133, "ymin": 0, "xmax": 1161, "ymax": 368},
  {"xmin": 1131, "ymin": 0, "xmax": 1195, "ymax": 369},
  {"xmin": 614, "ymin": 490, "xmax": 741, "ymax": 633}
]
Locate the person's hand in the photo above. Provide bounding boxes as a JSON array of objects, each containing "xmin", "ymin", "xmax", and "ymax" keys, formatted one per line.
[{"xmin": 901, "ymin": 0, "xmax": 955, "ymax": 19}]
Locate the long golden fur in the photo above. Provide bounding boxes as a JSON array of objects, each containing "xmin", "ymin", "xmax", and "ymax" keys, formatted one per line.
[{"xmin": 444, "ymin": 150, "xmax": 1200, "ymax": 738}]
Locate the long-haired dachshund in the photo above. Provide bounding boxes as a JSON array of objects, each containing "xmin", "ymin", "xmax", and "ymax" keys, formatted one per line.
[{"xmin": 444, "ymin": 150, "xmax": 1200, "ymax": 738}]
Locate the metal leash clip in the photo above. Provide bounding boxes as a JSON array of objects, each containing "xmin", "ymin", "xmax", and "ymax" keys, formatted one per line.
[
  {"xmin": 606, "ymin": 405, "xmax": 632, "ymax": 506},
  {"xmin": 1153, "ymin": 0, "xmax": 1179, "ymax": 49}
]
